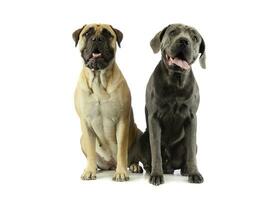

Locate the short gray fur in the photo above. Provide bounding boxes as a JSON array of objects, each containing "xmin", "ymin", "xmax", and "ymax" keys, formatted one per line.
[{"xmin": 145, "ymin": 24, "xmax": 206, "ymax": 185}]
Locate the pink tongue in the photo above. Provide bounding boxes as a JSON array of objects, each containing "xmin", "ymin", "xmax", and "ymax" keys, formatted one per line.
[
  {"xmin": 171, "ymin": 57, "xmax": 190, "ymax": 70},
  {"xmin": 92, "ymin": 53, "xmax": 101, "ymax": 58}
]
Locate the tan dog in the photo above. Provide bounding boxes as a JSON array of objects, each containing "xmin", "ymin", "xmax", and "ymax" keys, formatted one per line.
[{"xmin": 73, "ymin": 24, "xmax": 142, "ymax": 181}]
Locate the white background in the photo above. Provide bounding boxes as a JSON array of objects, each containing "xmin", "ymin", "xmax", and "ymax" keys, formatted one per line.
[{"xmin": 0, "ymin": 0, "xmax": 279, "ymax": 199}]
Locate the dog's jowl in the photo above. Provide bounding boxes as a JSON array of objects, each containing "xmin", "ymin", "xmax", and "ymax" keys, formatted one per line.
[
  {"xmin": 145, "ymin": 24, "xmax": 206, "ymax": 185},
  {"xmin": 73, "ymin": 24, "xmax": 142, "ymax": 182}
]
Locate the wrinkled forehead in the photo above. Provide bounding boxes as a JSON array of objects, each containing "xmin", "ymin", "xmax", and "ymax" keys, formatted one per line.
[
  {"xmin": 78, "ymin": 24, "xmax": 116, "ymax": 49},
  {"xmin": 164, "ymin": 24, "xmax": 194, "ymax": 39},
  {"xmin": 81, "ymin": 24, "xmax": 115, "ymax": 36}
]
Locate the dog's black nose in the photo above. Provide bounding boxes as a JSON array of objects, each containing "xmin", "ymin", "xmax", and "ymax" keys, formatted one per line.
[{"xmin": 178, "ymin": 38, "xmax": 189, "ymax": 46}]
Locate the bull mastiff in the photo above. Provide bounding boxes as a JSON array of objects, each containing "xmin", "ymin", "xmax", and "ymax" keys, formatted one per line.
[{"xmin": 73, "ymin": 24, "xmax": 142, "ymax": 182}]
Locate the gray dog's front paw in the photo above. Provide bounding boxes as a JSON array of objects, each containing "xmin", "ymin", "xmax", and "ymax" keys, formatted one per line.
[
  {"xmin": 149, "ymin": 174, "xmax": 164, "ymax": 186},
  {"xmin": 188, "ymin": 173, "xmax": 204, "ymax": 183}
]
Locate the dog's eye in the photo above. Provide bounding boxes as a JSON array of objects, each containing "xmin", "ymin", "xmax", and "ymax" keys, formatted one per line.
[
  {"xmin": 83, "ymin": 28, "xmax": 94, "ymax": 38},
  {"xmin": 192, "ymin": 35, "xmax": 198, "ymax": 42},
  {"xmin": 101, "ymin": 29, "xmax": 113, "ymax": 39},
  {"xmin": 84, "ymin": 32, "xmax": 90, "ymax": 37},
  {"xmin": 169, "ymin": 30, "xmax": 178, "ymax": 36},
  {"xmin": 83, "ymin": 32, "xmax": 91, "ymax": 38}
]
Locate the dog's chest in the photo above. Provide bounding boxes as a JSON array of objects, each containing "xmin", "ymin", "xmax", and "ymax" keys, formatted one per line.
[
  {"xmin": 157, "ymin": 99, "xmax": 193, "ymax": 143},
  {"xmin": 158, "ymin": 99, "xmax": 191, "ymax": 119},
  {"xmin": 83, "ymin": 93, "xmax": 121, "ymax": 126},
  {"xmin": 82, "ymin": 92, "xmax": 122, "ymax": 159}
]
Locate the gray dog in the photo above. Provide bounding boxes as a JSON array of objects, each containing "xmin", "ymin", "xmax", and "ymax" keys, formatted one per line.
[{"xmin": 145, "ymin": 24, "xmax": 206, "ymax": 185}]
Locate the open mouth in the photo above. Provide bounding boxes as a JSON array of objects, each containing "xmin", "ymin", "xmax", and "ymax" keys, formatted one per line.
[
  {"xmin": 92, "ymin": 52, "xmax": 102, "ymax": 59},
  {"xmin": 86, "ymin": 52, "xmax": 102, "ymax": 71},
  {"xmin": 165, "ymin": 54, "xmax": 191, "ymax": 71}
]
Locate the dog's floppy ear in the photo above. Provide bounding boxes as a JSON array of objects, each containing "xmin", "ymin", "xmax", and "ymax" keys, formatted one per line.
[
  {"xmin": 199, "ymin": 37, "xmax": 206, "ymax": 69},
  {"xmin": 72, "ymin": 25, "xmax": 86, "ymax": 47},
  {"xmin": 110, "ymin": 26, "xmax": 123, "ymax": 48},
  {"xmin": 150, "ymin": 25, "xmax": 170, "ymax": 53}
]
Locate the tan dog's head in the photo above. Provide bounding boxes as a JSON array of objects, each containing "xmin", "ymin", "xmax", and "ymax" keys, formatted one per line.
[
  {"xmin": 150, "ymin": 24, "xmax": 206, "ymax": 71},
  {"xmin": 72, "ymin": 24, "xmax": 123, "ymax": 71}
]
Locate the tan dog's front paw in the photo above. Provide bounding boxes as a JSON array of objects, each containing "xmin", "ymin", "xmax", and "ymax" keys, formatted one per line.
[
  {"xmin": 129, "ymin": 163, "xmax": 143, "ymax": 173},
  {"xmin": 81, "ymin": 169, "xmax": 96, "ymax": 180},
  {"xmin": 112, "ymin": 171, "xmax": 129, "ymax": 182}
]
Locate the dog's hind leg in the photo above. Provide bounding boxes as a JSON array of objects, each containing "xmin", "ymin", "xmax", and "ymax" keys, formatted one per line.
[
  {"xmin": 129, "ymin": 163, "xmax": 143, "ymax": 173},
  {"xmin": 128, "ymin": 129, "xmax": 144, "ymax": 173}
]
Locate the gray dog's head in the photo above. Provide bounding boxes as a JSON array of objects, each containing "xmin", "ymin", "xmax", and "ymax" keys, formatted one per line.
[{"xmin": 150, "ymin": 24, "xmax": 206, "ymax": 71}]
